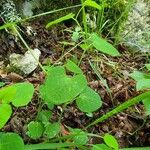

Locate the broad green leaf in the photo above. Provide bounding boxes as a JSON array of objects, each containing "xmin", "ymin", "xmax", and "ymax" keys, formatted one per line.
[
  {"xmin": 0, "ymin": 133, "xmax": 24, "ymax": 150},
  {"xmin": 0, "ymin": 22, "xmax": 16, "ymax": 30},
  {"xmin": 89, "ymin": 33, "xmax": 120, "ymax": 56},
  {"xmin": 76, "ymin": 87, "xmax": 102, "ymax": 113},
  {"xmin": 0, "ymin": 82, "xmax": 5, "ymax": 88},
  {"xmin": 11, "ymin": 83, "xmax": 34, "ymax": 107},
  {"xmin": 46, "ymin": 13, "xmax": 75, "ymax": 28},
  {"xmin": 27, "ymin": 121, "xmax": 44, "ymax": 139},
  {"xmin": 0, "ymin": 86, "xmax": 16, "ymax": 104},
  {"xmin": 40, "ymin": 67, "xmax": 87, "ymax": 105},
  {"xmin": 130, "ymin": 71, "xmax": 150, "ymax": 81},
  {"xmin": 70, "ymin": 128, "xmax": 88, "ymax": 145},
  {"xmin": 104, "ymin": 134, "xmax": 119, "ymax": 150},
  {"xmin": 142, "ymin": 97, "xmax": 150, "ymax": 115},
  {"xmin": 37, "ymin": 110, "xmax": 52, "ymax": 124},
  {"xmin": 44, "ymin": 122, "xmax": 60, "ymax": 138},
  {"xmin": 83, "ymin": 0, "xmax": 101, "ymax": 10},
  {"xmin": 92, "ymin": 144, "xmax": 110, "ymax": 150},
  {"xmin": 136, "ymin": 79, "xmax": 150, "ymax": 91},
  {"xmin": 0, "ymin": 104, "xmax": 12, "ymax": 129},
  {"xmin": 145, "ymin": 64, "xmax": 150, "ymax": 70},
  {"xmin": 65, "ymin": 60, "xmax": 83, "ymax": 74}
]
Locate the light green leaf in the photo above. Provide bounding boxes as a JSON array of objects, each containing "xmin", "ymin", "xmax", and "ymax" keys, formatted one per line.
[
  {"xmin": 40, "ymin": 67, "xmax": 87, "ymax": 105},
  {"xmin": 142, "ymin": 97, "xmax": 150, "ymax": 115},
  {"xmin": 70, "ymin": 128, "xmax": 88, "ymax": 145},
  {"xmin": 76, "ymin": 87, "xmax": 102, "ymax": 113},
  {"xmin": 27, "ymin": 121, "xmax": 44, "ymax": 139},
  {"xmin": 65, "ymin": 60, "xmax": 83, "ymax": 74},
  {"xmin": 92, "ymin": 144, "xmax": 110, "ymax": 150},
  {"xmin": 83, "ymin": 0, "xmax": 101, "ymax": 10},
  {"xmin": 72, "ymin": 31, "xmax": 80, "ymax": 42},
  {"xmin": 136, "ymin": 79, "xmax": 150, "ymax": 91},
  {"xmin": 89, "ymin": 33, "xmax": 120, "ymax": 56},
  {"xmin": 104, "ymin": 134, "xmax": 119, "ymax": 150},
  {"xmin": 44, "ymin": 122, "xmax": 60, "ymax": 138},
  {"xmin": 11, "ymin": 83, "xmax": 34, "ymax": 107},
  {"xmin": 130, "ymin": 71, "xmax": 150, "ymax": 81},
  {"xmin": 46, "ymin": 13, "xmax": 75, "ymax": 28},
  {"xmin": 0, "ymin": 86, "xmax": 16, "ymax": 104},
  {"xmin": 0, "ymin": 133, "xmax": 24, "ymax": 150},
  {"xmin": 0, "ymin": 104, "xmax": 12, "ymax": 129},
  {"xmin": 145, "ymin": 64, "xmax": 150, "ymax": 70}
]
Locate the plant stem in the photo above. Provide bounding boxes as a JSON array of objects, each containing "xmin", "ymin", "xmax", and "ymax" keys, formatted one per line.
[
  {"xmin": 12, "ymin": 25, "xmax": 46, "ymax": 74},
  {"xmin": 86, "ymin": 91, "xmax": 150, "ymax": 128}
]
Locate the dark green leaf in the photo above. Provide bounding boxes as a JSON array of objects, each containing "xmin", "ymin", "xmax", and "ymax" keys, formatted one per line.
[{"xmin": 27, "ymin": 121, "xmax": 44, "ymax": 139}]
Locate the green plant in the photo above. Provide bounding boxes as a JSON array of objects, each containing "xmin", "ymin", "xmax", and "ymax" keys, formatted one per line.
[{"xmin": 0, "ymin": 82, "xmax": 34, "ymax": 129}]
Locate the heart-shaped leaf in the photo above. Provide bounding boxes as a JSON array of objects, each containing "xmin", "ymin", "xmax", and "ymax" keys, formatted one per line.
[
  {"xmin": 0, "ymin": 104, "xmax": 12, "ymax": 129},
  {"xmin": 76, "ymin": 87, "xmax": 102, "ymax": 113},
  {"xmin": 40, "ymin": 67, "xmax": 87, "ymax": 105}
]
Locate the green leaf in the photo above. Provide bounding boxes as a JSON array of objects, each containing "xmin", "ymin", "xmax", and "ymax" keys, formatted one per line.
[
  {"xmin": 44, "ymin": 122, "xmax": 60, "ymax": 139},
  {"xmin": 72, "ymin": 31, "xmax": 80, "ymax": 42},
  {"xmin": 76, "ymin": 87, "xmax": 102, "ymax": 113},
  {"xmin": 92, "ymin": 144, "xmax": 110, "ymax": 150},
  {"xmin": 11, "ymin": 83, "xmax": 34, "ymax": 107},
  {"xmin": 65, "ymin": 60, "xmax": 83, "ymax": 74},
  {"xmin": 136, "ymin": 79, "xmax": 150, "ymax": 91},
  {"xmin": 0, "ymin": 86, "xmax": 16, "ymax": 104},
  {"xmin": 27, "ymin": 121, "xmax": 44, "ymax": 139},
  {"xmin": 46, "ymin": 13, "xmax": 75, "ymax": 28},
  {"xmin": 70, "ymin": 128, "xmax": 88, "ymax": 145},
  {"xmin": 142, "ymin": 97, "xmax": 150, "ymax": 115},
  {"xmin": 0, "ymin": 133, "xmax": 24, "ymax": 150},
  {"xmin": 104, "ymin": 134, "xmax": 119, "ymax": 150},
  {"xmin": 83, "ymin": 0, "xmax": 101, "ymax": 10},
  {"xmin": 0, "ymin": 104, "xmax": 12, "ymax": 129},
  {"xmin": 145, "ymin": 64, "xmax": 150, "ymax": 70},
  {"xmin": 130, "ymin": 71, "xmax": 150, "ymax": 81},
  {"xmin": 89, "ymin": 33, "xmax": 120, "ymax": 56},
  {"xmin": 37, "ymin": 110, "xmax": 52, "ymax": 124},
  {"xmin": 40, "ymin": 66, "xmax": 87, "ymax": 105}
]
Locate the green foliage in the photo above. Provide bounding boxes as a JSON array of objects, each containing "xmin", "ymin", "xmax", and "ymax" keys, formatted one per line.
[
  {"xmin": 89, "ymin": 33, "xmax": 120, "ymax": 56},
  {"xmin": 92, "ymin": 144, "xmax": 110, "ymax": 150},
  {"xmin": 103, "ymin": 133, "xmax": 119, "ymax": 150},
  {"xmin": 44, "ymin": 122, "xmax": 60, "ymax": 138},
  {"xmin": 0, "ymin": 104, "xmax": 12, "ymax": 129},
  {"xmin": 69, "ymin": 128, "xmax": 88, "ymax": 145},
  {"xmin": 76, "ymin": 86, "xmax": 102, "ymax": 113},
  {"xmin": 27, "ymin": 121, "xmax": 44, "ymax": 139},
  {"xmin": 40, "ymin": 66, "xmax": 87, "ymax": 105},
  {"xmin": 0, "ymin": 132, "xmax": 24, "ymax": 150},
  {"xmin": 46, "ymin": 13, "xmax": 75, "ymax": 28},
  {"xmin": 0, "ymin": 82, "xmax": 34, "ymax": 129},
  {"xmin": 83, "ymin": 0, "xmax": 101, "ymax": 10}
]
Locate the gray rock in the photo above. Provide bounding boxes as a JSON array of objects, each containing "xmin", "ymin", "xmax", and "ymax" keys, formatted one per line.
[{"xmin": 9, "ymin": 48, "xmax": 41, "ymax": 75}]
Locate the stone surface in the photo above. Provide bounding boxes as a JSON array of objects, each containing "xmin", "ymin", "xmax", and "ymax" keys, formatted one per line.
[{"xmin": 9, "ymin": 48, "xmax": 41, "ymax": 75}]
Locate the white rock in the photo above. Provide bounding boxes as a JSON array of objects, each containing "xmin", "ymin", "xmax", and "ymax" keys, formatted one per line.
[{"xmin": 9, "ymin": 48, "xmax": 41, "ymax": 75}]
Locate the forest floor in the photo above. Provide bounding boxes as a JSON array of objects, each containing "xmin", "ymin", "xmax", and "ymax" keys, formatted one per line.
[{"xmin": 0, "ymin": 19, "xmax": 150, "ymax": 148}]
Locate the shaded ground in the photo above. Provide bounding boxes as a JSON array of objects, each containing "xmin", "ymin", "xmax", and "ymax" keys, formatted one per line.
[{"xmin": 0, "ymin": 19, "xmax": 150, "ymax": 148}]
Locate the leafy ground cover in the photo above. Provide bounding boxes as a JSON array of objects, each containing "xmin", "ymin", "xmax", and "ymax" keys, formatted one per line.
[{"xmin": 0, "ymin": 0, "xmax": 150, "ymax": 149}]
